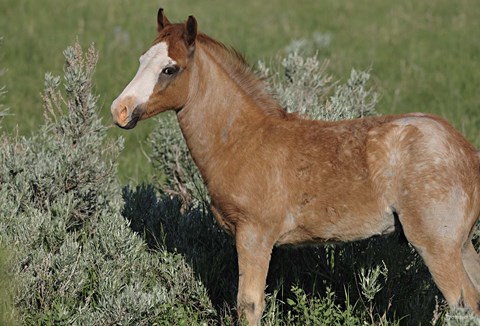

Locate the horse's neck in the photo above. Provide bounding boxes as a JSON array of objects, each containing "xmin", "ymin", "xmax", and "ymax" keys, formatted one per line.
[{"xmin": 176, "ymin": 45, "xmax": 264, "ymax": 175}]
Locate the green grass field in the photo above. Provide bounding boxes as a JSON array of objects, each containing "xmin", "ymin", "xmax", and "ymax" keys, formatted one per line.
[{"xmin": 1, "ymin": 0, "xmax": 479, "ymax": 183}]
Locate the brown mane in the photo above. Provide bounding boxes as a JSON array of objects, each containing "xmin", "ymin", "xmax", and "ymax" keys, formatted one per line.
[{"xmin": 196, "ymin": 33, "xmax": 290, "ymax": 119}]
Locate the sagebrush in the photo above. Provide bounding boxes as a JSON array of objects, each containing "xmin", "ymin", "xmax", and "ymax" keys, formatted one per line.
[{"xmin": 0, "ymin": 42, "xmax": 216, "ymax": 325}]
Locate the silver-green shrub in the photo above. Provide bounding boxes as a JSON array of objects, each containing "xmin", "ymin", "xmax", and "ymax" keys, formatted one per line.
[
  {"xmin": 257, "ymin": 51, "xmax": 378, "ymax": 120},
  {"xmin": 0, "ymin": 36, "xmax": 20, "ymax": 326},
  {"xmin": 444, "ymin": 308, "xmax": 480, "ymax": 326},
  {"xmin": 0, "ymin": 42, "xmax": 215, "ymax": 325},
  {"xmin": 122, "ymin": 184, "xmax": 238, "ymax": 308},
  {"xmin": 148, "ymin": 112, "xmax": 209, "ymax": 206}
]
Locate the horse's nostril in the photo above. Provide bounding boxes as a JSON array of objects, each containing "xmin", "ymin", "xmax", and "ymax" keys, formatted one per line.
[{"xmin": 119, "ymin": 106, "xmax": 128, "ymax": 122}]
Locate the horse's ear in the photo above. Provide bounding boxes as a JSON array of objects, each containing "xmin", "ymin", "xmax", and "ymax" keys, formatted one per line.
[
  {"xmin": 185, "ymin": 15, "xmax": 197, "ymax": 49},
  {"xmin": 157, "ymin": 8, "xmax": 171, "ymax": 31}
]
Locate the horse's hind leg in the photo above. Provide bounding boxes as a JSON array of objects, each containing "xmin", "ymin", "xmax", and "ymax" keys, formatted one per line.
[
  {"xmin": 399, "ymin": 209, "xmax": 480, "ymax": 314},
  {"xmin": 420, "ymin": 241, "xmax": 479, "ymax": 313},
  {"xmin": 411, "ymin": 238, "xmax": 479, "ymax": 313},
  {"xmin": 462, "ymin": 236, "xmax": 480, "ymax": 293}
]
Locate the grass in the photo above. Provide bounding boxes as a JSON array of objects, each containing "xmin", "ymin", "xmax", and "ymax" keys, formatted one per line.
[{"xmin": 1, "ymin": 0, "xmax": 479, "ymax": 183}]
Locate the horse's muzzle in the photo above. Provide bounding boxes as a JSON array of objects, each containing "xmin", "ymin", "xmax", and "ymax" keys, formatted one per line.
[{"xmin": 111, "ymin": 98, "xmax": 142, "ymax": 129}]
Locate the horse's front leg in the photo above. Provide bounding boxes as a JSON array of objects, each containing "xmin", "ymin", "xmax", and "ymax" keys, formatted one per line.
[{"xmin": 235, "ymin": 224, "xmax": 274, "ymax": 325}]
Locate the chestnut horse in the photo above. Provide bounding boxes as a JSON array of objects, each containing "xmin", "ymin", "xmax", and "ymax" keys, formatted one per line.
[{"xmin": 111, "ymin": 9, "xmax": 480, "ymax": 325}]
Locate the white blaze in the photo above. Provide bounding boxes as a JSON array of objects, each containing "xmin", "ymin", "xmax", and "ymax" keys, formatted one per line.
[{"xmin": 112, "ymin": 42, "xmax": 175, "ymax": 109}]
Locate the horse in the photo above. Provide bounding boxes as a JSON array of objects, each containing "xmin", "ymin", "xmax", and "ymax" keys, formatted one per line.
[{"xmin": 111, "ymin": 9, "xmax": 480, "ymax": 325}]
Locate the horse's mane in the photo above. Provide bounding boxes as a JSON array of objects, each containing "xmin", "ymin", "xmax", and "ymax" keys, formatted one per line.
[{"xmin": 196, "ymin": 33, "xmax": 290, "ymax": 119}]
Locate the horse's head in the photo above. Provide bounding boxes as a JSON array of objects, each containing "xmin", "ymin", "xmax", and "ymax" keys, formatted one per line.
[{"xmin": 111, "ymin": 9, "xmax": 197, "ymax": 129}]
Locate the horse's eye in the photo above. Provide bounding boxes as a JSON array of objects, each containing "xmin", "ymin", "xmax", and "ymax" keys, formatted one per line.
[{"xmin": 162, "ymin": 66, "xmax": 178, "ymax": 75}]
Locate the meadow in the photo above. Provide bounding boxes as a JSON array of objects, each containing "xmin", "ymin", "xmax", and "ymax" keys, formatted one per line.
[
  {"xmin": 1, "ymin": 0, "xmax": 480, "ymax": 324},
  {"xmin": 1, "ymin": 0, "xmax": 479, "ymax": 183}
]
